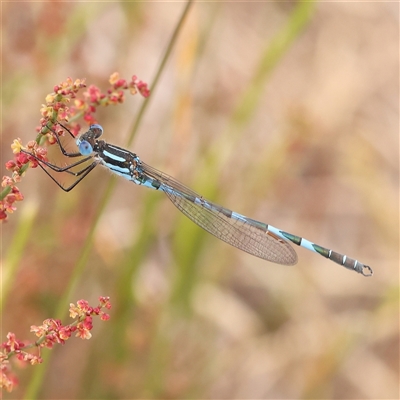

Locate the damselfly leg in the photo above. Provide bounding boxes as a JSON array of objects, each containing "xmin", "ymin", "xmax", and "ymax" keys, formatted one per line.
[{"xmin": 21, "ymin": 123, "xmax": 98, "ymax": 192}]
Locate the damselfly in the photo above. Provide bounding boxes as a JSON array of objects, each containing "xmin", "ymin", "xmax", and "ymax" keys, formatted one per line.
[{"xmin": 23, "ymin": 123, "xmax": 373, "ymax": 276}]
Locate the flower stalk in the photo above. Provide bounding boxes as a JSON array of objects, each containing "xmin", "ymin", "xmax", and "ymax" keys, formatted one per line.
[{"xmin": 1, "ymin": 297, "xmax": 111, "ymax": 393}]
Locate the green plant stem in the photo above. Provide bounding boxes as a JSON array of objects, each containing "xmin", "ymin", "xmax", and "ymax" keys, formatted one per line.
[
  {"xmin": 0, "ymin": 185, "xmax": 12, "ymax": 201},
  {"xmin": 126, "ymin": 0, "xmax": 194, "ymax": 146}
]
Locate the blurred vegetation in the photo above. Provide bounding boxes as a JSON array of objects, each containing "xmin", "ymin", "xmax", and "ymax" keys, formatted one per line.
[{"xmin": 1, "ymin": 1, "xmax": 398, "ymax": 399}]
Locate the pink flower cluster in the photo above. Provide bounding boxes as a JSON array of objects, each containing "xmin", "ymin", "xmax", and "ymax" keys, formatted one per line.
[
  {"xmin": 1, "ymin": 139, "xmax": 48, "ymax": 220},
  {"xmin": 1, "ymin": 73, "xmax": 150, "ymax": 221},
  {"xmin": 0, "ymin": 297, "xmax": 111, "ymax": 393},
  {"xmin": 38, "ymin": 73, "xmax": 150, "ymax": 132},
  {"xmin": 0, "ymin": 178, "xmax": 24, "ymax": 221},
  {"xmin": 39, "ymin": 77, "xmax": 87, "ymax": 138}
]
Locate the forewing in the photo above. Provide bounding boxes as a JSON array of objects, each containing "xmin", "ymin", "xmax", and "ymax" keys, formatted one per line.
[{"xmin": 141, "ymin": 162, "xmax": 297, "ymax": 265}]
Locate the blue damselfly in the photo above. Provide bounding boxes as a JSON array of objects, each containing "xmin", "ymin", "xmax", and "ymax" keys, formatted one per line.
[{"xmin": 23, "ymin": 123, "xmax": 373, "ymax": 277}]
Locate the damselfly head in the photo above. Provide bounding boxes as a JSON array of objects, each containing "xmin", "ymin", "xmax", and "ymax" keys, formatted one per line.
[
  {"xmin": 75, "ymin": 124, "xmax": 104, "ymax": 155},
  {"xmin": 79, "ymin": 124, "xmax": 103, "ymax": 141}
]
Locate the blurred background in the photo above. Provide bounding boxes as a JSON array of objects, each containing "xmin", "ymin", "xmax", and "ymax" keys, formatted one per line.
[{"xmin": 1, "ymin": 1, "xmax": 398, "ymax": 399}]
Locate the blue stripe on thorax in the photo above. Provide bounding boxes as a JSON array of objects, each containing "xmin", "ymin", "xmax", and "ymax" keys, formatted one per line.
[{"xmin": 103, "ymin": 150, "xmax": 126, "ymax": 163}]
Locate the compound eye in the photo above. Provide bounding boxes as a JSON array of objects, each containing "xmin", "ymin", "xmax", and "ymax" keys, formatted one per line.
[
  {"xmin": 78, "ymin": 140, "xmax": 93, "ymax": 156},
  {"xmin": 90, "ymin": 124, "xmax": 103, "ymax": 138}
]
